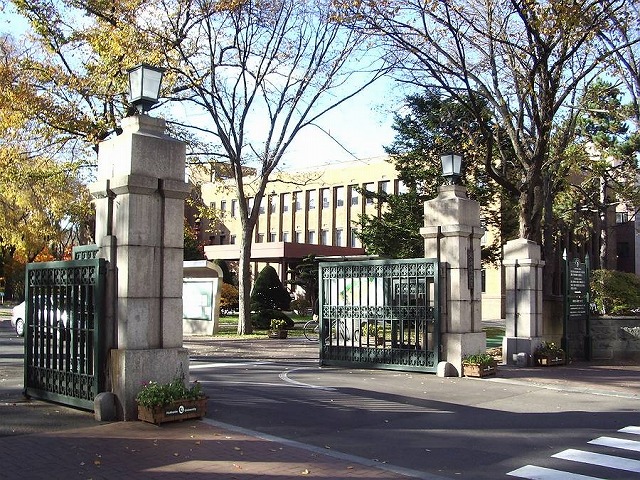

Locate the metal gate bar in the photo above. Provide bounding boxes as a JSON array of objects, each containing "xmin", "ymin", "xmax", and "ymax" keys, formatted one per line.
[
  {"xmin": 24, "ymin": 258, "xmax": 106, "ymax": 410},
  {"xmin": 319, "ymin": 258, "xmax": 439, "ymax": 373}
]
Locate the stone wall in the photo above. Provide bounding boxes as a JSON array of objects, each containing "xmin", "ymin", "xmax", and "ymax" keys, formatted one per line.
[{"xmin": 591, "ymin": 316, "xmax": 640, "ymax": 361}]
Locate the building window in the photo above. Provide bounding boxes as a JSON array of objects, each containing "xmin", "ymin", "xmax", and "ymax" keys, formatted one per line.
[
  {"xmin": 270, "ymin": 195, "xmax": 277, "ymax": 214},
  {"xmin": 294, "ymin": 192, "xmax": 302, "ymax": 211},
  {"xmin": 209, "ymin": 201, "xmax": 216, "ymax": 209},
  {"xmin": 231, "ymin": 199, "xmax": 238, "ymax": 217},
  {"xmin": 350, "ymin": 229, "xmax": 358, "ymax": 248},
  {"xmin": 308, "ymin": 190, "xmax": 316, "ymax": 210},
  {"xmin": 308, "ymin": 230, "xmax": 316, "ymax": 244},
  {"xmin": 256, "ymin": 233, "xmax": 264, "ymax": 243},
  {"xmin": 219, "ymin": 235, "xmax": 226, "ymax": 245},
  {"xmin": 269, "ymin": 232, "xmax": 277, "ymax": 242},
  {"xmin": 295, "ymin": 231, "xmax": 302, "ymax": 243},
  {"xmin": 320, "ymin": 229, "xmax": 329, "ymax": 245},
  {"xmin": 230, "ymin": 234, "xmax": 236, "ymax": 244},
  {"xmin": 397, "ymin": 179, "xmax": 408, "ymax": 194},
  {"xmin": 220, "ymin": 200, "xmax": 227, "ymax": 212},
  {"xmin": 335, "ymin": 228, "xmax": 343, "ymax": 246},
  {"xmin": 283, "ymin": 193, "xmax": 291, "ymax": 212},
  {"xmin": 350, "ymin": 185, "xmax": 358, "ymax": 206},
  {"xmin": 380, "ymin": 180, "xmax": 390, "ymax": 194},
  {"xmin": 208, "ymin": 235, "xmax": 215, "ymax": 245},
  {"xmin": 321, "ymin": 188, "xmax": 330, "ymax": 208},
  {"xmin": 616, "ymin": 211, "xmax": 629, "ymax": 223},
  {"xmin": 259, "ymin": 198, "xmax": 265, "ymax": 214},
  {"xmin": 248, "ymin": 198, "xmax": 254, "ymax": 215},
  {"xmin": 335, "ymin": 186, "xmax": 344, "ymax": 207},
  {"xmin": 283, "ymin": 232, "xmax": 290, "ymax": 242},
  {"xmin": 364, "ymin": 182, "xmax": 375, "ymax": 205}
]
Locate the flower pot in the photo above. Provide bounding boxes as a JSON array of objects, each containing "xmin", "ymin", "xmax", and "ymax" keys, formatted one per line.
[
  {"xmin": 463, "ymin": 361, "xmax": 497, "ymax": 378},
  {"xmin": 137, "ymin": 397, "xmax": 208, "ymax": 425},
  {"xmin": 534, "ymin": 352, "xmax": 565, "ymax": 366},
  {"xmin": 268, "ymin": 329, "xmax": 288, "ymax": 339}
]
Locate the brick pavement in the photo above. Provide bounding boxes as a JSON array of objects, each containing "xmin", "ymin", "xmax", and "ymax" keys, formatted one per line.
[{"xmin": 1, "ymin": 418, "xmax": 412, "ymax": 480}]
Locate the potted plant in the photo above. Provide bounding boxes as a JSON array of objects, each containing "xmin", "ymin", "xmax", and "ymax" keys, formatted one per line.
[
  {"xmin": 462, "ymin": 353, "xmax": 497, "ymax": 377},
  {"xmin": 533, "ymin": 341, "xmax": 565, "ymax": 366},
  {"xmin": 268, "ymin": 318, "xmax": 288, "ymax": 339},
  {"xmin": 361, "ymin": 322, "xmax": 385, "ymax": 346},
  {"xmin": 136, "ymin": 377, "xmax": 207, "ymax": 425}
]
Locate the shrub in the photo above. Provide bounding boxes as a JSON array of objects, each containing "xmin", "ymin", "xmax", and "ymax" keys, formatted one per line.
[
  {"xmin": 251, "ymin": 309, "xmax": 294, "ymax": 329},
  {"xmin": 250, "ymin": 265, "xmax": 292, "ymax": 311},
  {"xmin": 590, "ymin": 269, "xmax": 640, "ymax": 315},
  {"xmin": 135, "ymin": 378, "xmax": 204, "ymax": 408}
]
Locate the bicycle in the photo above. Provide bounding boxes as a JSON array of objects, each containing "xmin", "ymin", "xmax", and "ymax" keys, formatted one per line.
[{"xmin": 303, "ymin": 317, "xmax": 319, "ymax": 342}]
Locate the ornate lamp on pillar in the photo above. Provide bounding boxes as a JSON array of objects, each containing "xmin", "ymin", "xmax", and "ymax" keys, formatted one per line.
[
  {"xmin": 440, "ymin": 153, "xmax": 462, "ymax": 185},
  {"xmin": 127, "ymin": 64, "xmax": 165, "ymax": 114}
]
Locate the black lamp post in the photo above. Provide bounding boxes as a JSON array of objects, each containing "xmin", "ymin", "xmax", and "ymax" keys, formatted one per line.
[
  {"xmin": 440, "ymin": 153, "xmax": 462, "ymax": 185},
  {"xmin": 127, "ymin": 64, "xmax": 165, "ymax": 114}
]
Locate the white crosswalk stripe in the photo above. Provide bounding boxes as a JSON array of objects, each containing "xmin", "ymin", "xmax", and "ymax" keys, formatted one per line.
[
  {"xmin": 507, "ymin": 465, "xmax": 605, "ymax": 479},
  {"xmin": 507, "ymin": 426, "xmax": 640, "ymax": 479},
  {"xmin": 552, "ymin": 448, "xmax": 640, "ymax": 473}
]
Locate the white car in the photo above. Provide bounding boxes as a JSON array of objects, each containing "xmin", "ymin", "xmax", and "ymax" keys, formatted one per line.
[{"xmin": 11, "ymin": 300, "xmax": 68, "ymax": 337}]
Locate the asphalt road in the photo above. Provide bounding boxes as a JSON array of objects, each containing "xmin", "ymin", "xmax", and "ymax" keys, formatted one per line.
[
  {"xmin": 1, "ymin": 310, "xmax": 639, "ymax": 479},
  {"xmin": 186, "ymin": 337, "xmax": 640, "ymax": 479}
]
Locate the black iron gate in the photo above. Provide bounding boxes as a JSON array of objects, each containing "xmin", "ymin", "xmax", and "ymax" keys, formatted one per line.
[
  {"xmin": 24, "ymin": 257, "xmax": 106, "ymax": 410},
  {"xmin": 319, "ymin": 258, "xmax": 439, "ymax": 372}
]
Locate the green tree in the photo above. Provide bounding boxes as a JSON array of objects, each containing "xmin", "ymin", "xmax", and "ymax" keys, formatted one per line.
[
  {"xmin": 355, "ymin": 91, "xmax": 518, "ymax": 261},
  {"xmin": 250, "ymin": 266, "xmax": 291, "ymax": 312},
  {"xmin": 287, "ymin": 255, "xmax": 320, "ymax": 311},
  {"xmin": 250, "ymin": 265, "xmax": 292, "ymax": 329}
]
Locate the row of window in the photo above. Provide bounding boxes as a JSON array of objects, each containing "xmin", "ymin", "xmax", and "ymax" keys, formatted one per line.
[
  {"xmin": 213, "ymin": 181, "xmax": 400, "ymax": 218},
  {"xmin": 208, "ymin": 228, "xmax": 358, "ymax": 247}
]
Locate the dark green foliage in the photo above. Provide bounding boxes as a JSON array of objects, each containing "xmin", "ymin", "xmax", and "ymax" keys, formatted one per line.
[
  {"xmin": 250, "ymin": 265, "xmax": 291, "ymax": 312},
  {"xmin": 214, "ymin": 259, "xmax": 237, "ymax": 285},
  {"xmin": 251, "ymin": 309, "xmax": 293, "ymax": 329},
  {"xmin": 590, "ymin": 269, "xmax": 640, "ymax": 315},
  {"xmin": 356, "ymin": 190, "xmax": 424, "ymax": 258},
  {"xmin": 287, "ymin": 255, "xmax": 319, "ymax": 308},
  {"xmin": 355, "ymin": 90, "xmax": 510, "ymax": 260}
]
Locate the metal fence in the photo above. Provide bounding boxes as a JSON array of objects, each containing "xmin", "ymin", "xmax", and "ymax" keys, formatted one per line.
[
  {"xmin": 319, "ymin": 258, "xmax": 439, "ymax": 372},
  {"xmin": 24, "ymin": 258, "xmax": 106, "ymax": 410}
]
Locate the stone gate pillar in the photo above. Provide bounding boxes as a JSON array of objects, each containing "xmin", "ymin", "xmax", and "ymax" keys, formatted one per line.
[
  {"xmin": 502, "ymin": 238, "xmax": 545, "ymax": 365},
  {"xmin": 421, "ymin": 184, "xmax": 485, "ymax": 376},
  {"xmin": 90, "ymin": 114, "xmax": 190, "ymax": 420}
]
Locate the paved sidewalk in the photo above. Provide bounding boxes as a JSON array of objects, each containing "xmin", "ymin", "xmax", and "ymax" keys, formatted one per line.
[{"xmin": 0, "ymin": 417, "xmax": 415, "ymax": 480}]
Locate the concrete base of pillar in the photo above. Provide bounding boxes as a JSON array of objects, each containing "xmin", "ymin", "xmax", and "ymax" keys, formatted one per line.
[
  {"xmin": 441, "ymin": 332, "xmax": 487, "ymax": 377},
  {"xmin": 502, "ymin": 336, "xmax": 544, "ymax": 366},
  {"xmin": 109, "ymin": 348, "xmax": 190, "ymax": 420}
]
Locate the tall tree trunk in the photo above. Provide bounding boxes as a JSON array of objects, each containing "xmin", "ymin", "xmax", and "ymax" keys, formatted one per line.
[{"xmin": 237, "ymin": 220, "xmax": 254, "ymax": 335}]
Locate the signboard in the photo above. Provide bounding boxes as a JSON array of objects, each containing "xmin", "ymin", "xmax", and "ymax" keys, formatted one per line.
[{"xmin": 567, "ymin": 258, "xmax": 588, "ymax": 319}]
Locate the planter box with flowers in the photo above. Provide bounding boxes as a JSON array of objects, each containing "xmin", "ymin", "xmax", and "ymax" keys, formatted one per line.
[
  {"xmin": 136, "ymin": 377, "xmax": 208, "ymax": 425},
  {"xmin": 268, "ymin": 319, "xmax": 288, "ymax": 339},
  {"xmin": 533, "ymin": 341, "xmax": 566, "ymax": 366},
  {"xmin": 462, "ymin": 353, "xmax": 498, "ymax": 378}
]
